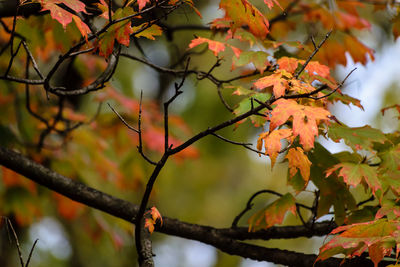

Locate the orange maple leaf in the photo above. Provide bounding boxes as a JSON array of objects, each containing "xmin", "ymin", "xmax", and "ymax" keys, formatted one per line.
[
  {"xmin": 253, "ymin": 71, "xmax": 291, "ymax": 97},
  {"xmin": 257, "ymin": 129, "xmax": 292, "ymax": 167},
  {"xmin": 270, "ymin": 99, "xmax": 330, "ymax": 150},
  {"xmin": 219, "ymin": 0, "xmax": 269, "ymax": 38},
  {"xmin": 188, "ymin": 37, "xmax": 226, "ymax": 56},
  {"xmin": 303, "ymin": 61, "xmax": 330, "ymax": 78},
  {"xmin": 286, "ymin": 147, "xmax": 311, "ymax": 183},
  {"xmin": 277, "ymin": 57, "xmax": 299, "ymax": 74}
]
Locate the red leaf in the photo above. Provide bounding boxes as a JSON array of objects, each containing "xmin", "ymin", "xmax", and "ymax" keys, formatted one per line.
[
  {"xmin": 138, "ymin": 0, "xmax": 152, "ymax": 10},
  {"xmin": 41, "ymin": 0, "xmax": 87, "ymax": 29}
]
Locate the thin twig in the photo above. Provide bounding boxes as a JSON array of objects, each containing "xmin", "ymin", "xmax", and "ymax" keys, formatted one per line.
[
  {"xmin": 25, "ymin": 239, "xmax": 39, "ymax": 267},
  {"xmin": 163, "ymin": 58, "xmax": 189, "ymax": 152},
  {"xmin": 25, "ymin": 55, "xmax": 49, "ymax": 126},
  {"xmin": 6, "ymin": 218, "xmax": 25, "ymax": 267},
  {"xmin": 211, "ymin": 133, "xmax": 262, "ymax": 154},
  {"xmin": 22, "ymin": 41, "xmax": 44, "ymax": 79},
  {"xmin": 294, "ymin": 30, "xmax": 332, "ymax": 79},
  {"xmin": 137, "ymin": 91, "xmax": 157, "ymax": 165},
  {"xmin": 107, "ymin": 103, "xmax": 139, "ymax": 133}
]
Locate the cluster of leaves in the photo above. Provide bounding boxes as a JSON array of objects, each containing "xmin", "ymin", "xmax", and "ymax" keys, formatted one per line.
[
  {"xmin": 187, "ymin": 0, "xmax": 400, "ymax": 265},
  {"xmin": 1, "ymin": 0, "xmax": 400, "ymax": 266}
]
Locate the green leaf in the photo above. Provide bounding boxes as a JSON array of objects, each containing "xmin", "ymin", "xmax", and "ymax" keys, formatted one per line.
[
  {"xmin": 378, "ymin": 144, "xmax": 400, "ymax": 171},
  {"xmin": 233, "ymin": 92, "xmax": 270, "ymax": 126},
  {"xmin": 232, "ymin": 51, "xmax": 270, "ymax": 73},
  {"xmin": 309, "ymin": 144, "xmax": 356, "ymax": 222},
  {"xmin": 248, "ymin": 193, "xmax": 296, "ymax": 231},
  {"xmin": 326, "ymin": 163, "xmax": 381, "ymax": 196},
  {"xmin": 328, "ymin": 124, "xmax": 387, "ymax": 151}
]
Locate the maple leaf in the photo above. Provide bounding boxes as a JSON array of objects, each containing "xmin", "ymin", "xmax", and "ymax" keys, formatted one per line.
[
  {"xmin": 317, "ymin": 219, "xmax": 400, "ymax": 267},
  {"xmin": 138, "ymin": 0, "xmax": 151, "ymax": 10},
  {"xmin": 253, "ymin": 71, "xmax": 289, "ymax": 97},
  {"xmin": 144, "ymin": 207, "xmax": 163, "ymax": 234},
  {"xmin": 326, "ymin": 162, "xmax": 381, "ymax": 195},
  {"xmin": 41, "ymin": 0, "xmax": 87, "ymax": 29},
  {"xmin": 378, "ymin": 144, "xmax": 400, "ymax": 172},
  {"xmin": 344, "ymin": 35, "xmax": 374, "ymax": 64},
  {"xmin": 303, "ymin": 61, "xmax": 330, "ymax": 78},
  {"xmin": 233, "ymin": 92, "xmax": 270, "ymax": 126},
  {"xmin": 376, "ymin": 200, "xmax": 400, "ymax": 220},
  {"xmin": 232, "ymin": 51, "xmax": 270, "ymax": 73},
  {"xmin": 257, "ymin": 129, "xmax": 292, "ymax": 167},
  {"xmin": 326, "ymin": 90, "xmax": 364, "ymax": 110},
  {"xmin": 219, "ymin": 0, "xmax": 269, "ymax": 38},
  {"xmin": 132, "ymin": 24, "xmax": 163, "ymax": 40},
  {"xmin": 286, "ymin": 147, "xmax": 312, "ymax": 184},
  {"xmin": 188, "ymin": 37, "xmax": 226, "ymax": 57},
  {"xmin": 97, "ymin": 7, "xmax": 135, "ymax": 56},
  {"xmin": 270, "ymin": 99, "xmax": 330, "ymax": 150},
  {"xmin": 277, "ymin": 57, "xmax": 299, "ymax": 74},
  {"xmin": 71, "ymin": 15, "xmax": 90, "ymax": 41},
  {"xmin": 328, "ymin": 124, "xmax": 387, "ymax": 151},
  {"xmin": 248, "ymin": 193, "xmax": 296, "ymax": 231}
]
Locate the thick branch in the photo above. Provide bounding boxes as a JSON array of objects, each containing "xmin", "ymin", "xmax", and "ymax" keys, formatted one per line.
[{"xmin": 0, "ymin": 146, "xmax": 394, "ymax": 266}]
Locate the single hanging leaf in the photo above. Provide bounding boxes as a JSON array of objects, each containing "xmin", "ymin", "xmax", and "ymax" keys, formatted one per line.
[
  {"xmin": 344, "ymin": 35, "xmax": 374, "ymax": 64},
  {"xmin": 326, "ymin": 162, "xmax": 381, "ymax": 195},
  {"xmin": 219, "ymin": 0, "xmax": 269, "ymax": 38},
  {"xmin": 71, "ymin": 15, "xmax": 90, "ymax": 41},
  {"xmin": 270, "ymin": 99, "xmax": 330, "ymax": 150},
  {"xmin": 41, "ymin": 0, "xmax": 87, "ymax": 29},
  {"xmin": 133, "ymin": 24, "xmax": 163, "ymax": 40},
  {"xmin": 257, "ymin": 128, "xmax": 292, "ymax": 167},
  {"xmin": 286, "ymin": 147, "xmax": 311, "ymax": 183},
  {"xmin": 328, "ymin": 124, "xmax": 387, "ymax": 151},
  {"xmin": 308, "ymin": 144, "xmax": 356, "ymax": 223},
  {"xmin": 378, "ymin": 144, "xmax": 400, "ymax": 171},
  {"xmin": 188, "ymin": 37, "xmax": 226, "ymax": 56},
  {"xmin": 248, "ymin": 193, "xmax": 296, "ymax": 231},
  {"xmin": 253, "ymin": 71, "xmax": 291, "ymax": 97},
  {"xmin": 326, "ymin": 90, "xmax": 364, "ymax": 110},
  {"xmin": 232, "ymin": 51, "xmax": 270, "ymax": 73}
]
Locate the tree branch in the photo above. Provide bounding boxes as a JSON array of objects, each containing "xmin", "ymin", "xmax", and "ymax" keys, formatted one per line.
[{"xmin": 0, "ymin": 146, "xmax": 394, "ymax": 267}]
